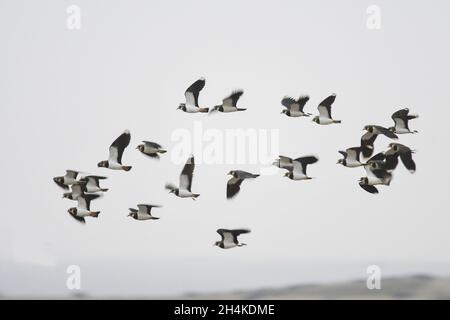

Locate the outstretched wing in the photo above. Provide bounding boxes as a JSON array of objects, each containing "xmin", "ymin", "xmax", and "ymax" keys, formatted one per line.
[
  {"xmin": 318, "ymin": 94, "xmax": 336, "ymax": 118},
  {"xmin": 227, "ymin": 177, "xmax": 243, "ymax": 199},
  {"xmin": 281, "ymin": 97, "xmax": 297, "ymax": 110},
  {"xmin": 185, "ymin": 78, "xmax": 205, "ymax": 107},
  {"xmin": 359, "ymin": 183, "xmax": 379, "ymax": 194},
  {"xmin": 223, "ymin": 90, "xmax": 243, "ymax": 107},
  {"xmin": 293, "ymin": 156, "xmax": 319, "ymax": 175},
  {"xmin": 179, "ymin": 156, "xmax": 195, "ymax": 191},
  {"xmin": 109, "ymin": 130, "xmax": 131, "ymax": 164}
]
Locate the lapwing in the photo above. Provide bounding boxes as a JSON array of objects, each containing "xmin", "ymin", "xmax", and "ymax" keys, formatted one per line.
[
  {"xmin": 211, "ymin": 90, "xmax": 245, "ymax": 113},
  {"xmin": 214, "ymin": 229, "xmax": 251, "ymax": 249},
  {"xmin": 178, "ymin": 78, "xmax": 209, "ymax": 113},
  {"xmin": 361, "ymin": 125, "xmax": 398, "ymax": 158},
  {"xmin": 128, "ymin": 204, "xmax": 162, "ymax": 220},
  {"xmin": 284, "ymin": 156, "xmax": 319, "ymax": 180},
  {"xmin": 98, "ymin": 130, "xmax": 132, "ymax": 171},
  {"xmin": 165, "ymin": 155, "xmax": 200, "ymax": 200},
  {"xmin": 312, "ymin": 94, "xmax": 341, "ymax": 125},
  {"xmin": 389, "ymin": 108, "xmax": 419, "ymax": 134},
  {"xmin": 63, "ymin": 181, "xmax": 87, "ymax": 200},
  {"xmin": 67, "ymin": 193, "xmax": 101, "ymax": 224},
  {"xmin": 226, "ymin": 170, "xmax": 260, "ymax": 199},
  {"xmin": 280, "ymin": 96, "xmax": 311, "ymax": 117},
  {"xmin": 337, "ymin": 147, "xmax": 364, "ymax": 168},
  {"xmin": 136, "ymin": 141, "xmax": 167, "ymax": 159}
]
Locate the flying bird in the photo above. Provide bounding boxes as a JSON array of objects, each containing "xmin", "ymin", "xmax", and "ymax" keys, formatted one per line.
[
  {"xmin": 214, "ymin": 229, "xmax": 251, "ymax": 249},
  {"xmin": 80, "ymin": 175, "xmax": 108, "ymax": 193},
  {"xmin": 128, "ymin": 204, "xmax": 162, "ymax": 220},
  {"xmin": 359, "ymin": 153, "xmax": 392, "ymax": 194},
  {"xmin": 284, "ymin": 156, "xmax": 319, "ymax": 180},
  {"xmin": 384, "ymin": 143, "xmax": 416, "ymax": 173},
  {"xmin": 53, "ymin": 170, "xmax": 81, "ymax": 190},
  {"xmin": 165, "ymin": 155, "xmax": 200, "ymax": 200},
  {"xmin": 98, "ymin": 130, "xmax": 132, "ymax": 171},
  {"xmin": 389, "ymin": 108, "xmax": 419, "ymax": 134},
  {"xmin": 337, "ymin": 147, "xmax": 364, "ymax": 168},
  {"xmin": 211, "ymin": 90, "xmax": 246, "ymax": 113},
  {"xmin": 361, "ymin": 125, "xmax": 398, "ymax": 158},
  {"xmin": 177, "ymin": 78, "xmax": 209, "ymax": 113},
  {"xmin": 226, "ymin": 170, "xmax": 260, "ymax": 199},
  {"xmin": 136, "ymin": 141, "xmax": 167, "ymax": 159},
  {"xmin": 312, "ymin": 94, "xmax": 341, "ymax": 125},
  {"xmin": 280, "ymin": 96, "xmax": 311, "ymax": 117},
  {"xmin": 67, "ymin": 193, "xmax": 101, "ymax": 224}
]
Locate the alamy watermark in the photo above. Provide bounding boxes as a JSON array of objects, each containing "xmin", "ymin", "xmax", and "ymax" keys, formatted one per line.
[
  {"xmin": 366, "ymin": 265, "xmax": 382, "ymax": 290},
  {"xmin": 66, "ymin": 5, "xmax": 81, "ymax": 30}
]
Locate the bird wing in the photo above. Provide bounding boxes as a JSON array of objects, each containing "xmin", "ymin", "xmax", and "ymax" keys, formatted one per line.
[
  {"xmin": 54, "ymin": 178, "xmax": 69, "ymax": 190},
  {"xmin": 185, "ymin": 78, "xmax": 205, "ymax": 107},
  {"xmin": 399, "ymin": 152, "xmax": 416, "ymax": 173},
  {"xmin": 109, "ymin": 130, "xmax": 131, "ymax": 164},
  {"xmin": 296, "ymin": 96, "xmax": 310, "ymax": 112},
  {"xmin": 318, "ymin": 94, "xmax": 336, "ymax": 118},
  {"xmin": 346, "ymin": 147, "xmax": 362, "ymax": 162},
  {"xmin": 69, "ymin": 214, "xmax": 86, "ymax": 224},
  {"xmin": 71, "ymin": 183, "xmax": 85, "ymax": 197},
  {"xmin": 179, "ymin": 156, "xmax": 195, "ymax": 191},
  {"xmin": 227, "ymin": 177, "xmax": 243, "ymax": 199},
  {"xmin": 77, "ymin": 194, "xmax": 100, "ymax": 211},
  {"xmin": 143, "ymin": 141, "xmax": 162, "ymax": 149},
  {"xmin": 281, "ymin": 97, "xmax": 297, "ymax": 110},
  {"xmin": 359, "ymin": 183, "xmax": 379, "ymax": 194},
  {"xmin": 374, "ymin": 125, "xmax": 398, "ymax": 139},
  {"xmin": 223, "ymin": 90, "xmax": 243, "ymax": 107},
  {"xmin": 230, "ymin": 229, "xmax": 251, "ymax": 243},
  {"xmin": 235, "ymin": 170, "xmax": 259, "ymax": 179},
  {"xmin": 338, "ymin": 150, "xmax": 348, "ymax": 158},
  {"xmin": 217, "ymin": 229, "xmax": 235, "ymax": 245},
  {"xmin": 137, "ymin": 204, "xmax": 162, "ymax": 214},
  {"xmin": 360, "ymin": 131, "xmax": 377, "ymax": 157},
  {"xmin": 293, "ymin": 156, "xmax": 318, "ymax": 175}
]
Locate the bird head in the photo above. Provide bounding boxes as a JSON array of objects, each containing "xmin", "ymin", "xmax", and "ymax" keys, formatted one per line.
[
  {"xmin": 363, "ymin": 125, "xmax": 373, "ymax": 132},
  {"xmin": 388, "ymin": 126, "xmax": 395, "ymax": 133},
  {"xmin": 177, "ymin": 103, "xmax": 185, "ymax": 111},
  {"xmin": 54, "ymin": 176, "xmax": 63, "ymax": 184},
  {"xmin": 283, "ymin": 172, "xmax": 291, "ymax": 178},
  {"xmin": 337, "ymin": 159, "xmax": 344, "ymax": 165},
  {"xmin": 212, "ymin": 105, "xmax": 221, "ymax": 111},
  {"xmin": 97, "ymin": 160, "xmax": 108, "ymax": 168},
  {"xmin": 272, "ymin": 159, "xmax": 280, "ymax": 167},
  {"xmin": 127, "ymin": 212, "xmax": 134, "ymax": 217},
  {"xmin": 214, "ymin": 241, "xmax": 221, "ymax": 247},
  {"xmin": 68, "ymin": 208, "xmax": 77, "ymax": 215},
  {"xmin": 312, "ymin": 116, "xmax": 319, "ymax": 123},
  {"xmin": 62, "ymin": 192, "xmax": 72, "ymax": 199},
  {"xmin": 228, "ymin": 171, "xmax": 235, "ymax": 176},
  {"xmin": 281, "ymin": 110, "xmax": 288, "ymax": 115},
  {"xmin": 389, "ymin": 143, "xmax": 399, "ymax": 152},
  {"xmin": 136, "ymin": 144, "xmax": 144, "ymax": 152}
]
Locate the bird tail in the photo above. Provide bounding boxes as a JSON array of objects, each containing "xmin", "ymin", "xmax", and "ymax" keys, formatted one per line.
[
  {"xmin": 122, "ymin": 166, "xmax": 132, "ymax": 171},
  {"xmin": 238, "ymin": 243, "xmax": 247, "ymax": 247},
  {"xmin": 192, "ymin": 193, "xmax": 200, "ymax": 198},
  {"xmin": 237, "ymin": 108, "xmax": 247, "ymax": 111},
  {"xmin": 90, "ymin": 211, "xmax": 100, "ymax": 218},
  {"xmin": 305, "ymin": 113, "xmax": 313, "ymax": 117},
  {"xmin": 101, "ymin": 188, "xmax": 109, "ymax": 192},
  {"xmin": 333, "ymin": 120, "xmax": 342, "ymax": 124},
  {"xmin": 157, "ymin": 149, "xmax": 167, "ymax": 154},
  {"xmin": 199, "ymin": 108, "xmax": 209, "ymax": 113}
]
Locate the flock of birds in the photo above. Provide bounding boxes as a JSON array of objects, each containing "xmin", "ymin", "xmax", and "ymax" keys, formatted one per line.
[{"xmin": 53, "ymin": 78, "xmax": 419, "ymax": 249}]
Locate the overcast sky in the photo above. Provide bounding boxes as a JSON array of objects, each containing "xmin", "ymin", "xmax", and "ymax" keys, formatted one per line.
[{"xmin": 1, "ymin": 0, "xmax": 450, "ymax": 297}]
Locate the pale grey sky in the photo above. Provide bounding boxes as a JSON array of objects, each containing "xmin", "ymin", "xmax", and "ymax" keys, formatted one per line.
[{"xmin": 1, "ymin": 0, "xmax": 449, "ymax": 297}]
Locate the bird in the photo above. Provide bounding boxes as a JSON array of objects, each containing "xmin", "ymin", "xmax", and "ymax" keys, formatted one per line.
[
  {"xmin": 337, "ymin": 147, "xmax": 364, "ymax": 168},
  {"xmin": 210, "ymin": 90, "xmax": 245, "ymax": 113},
  {"xmin": 384, "ymin": 143, "xmax": 416, "ymax": 173},
  {"xmin": 361, "ymin": 125, "xmax": 398, "ymax": 158},
  {"xmin": 284, "ymin": 156, "xmax": 319, "ymax": 180},
  {"xmin": 165, "ymin": 155, "xmax": 200, "ymax": 200},
  {"xmin": 214, "ymin": 229, "xmax": 251, "ymax": 249},
  {"xmin": 359, "ymin": 153, "xmax": 392, "ymax": 194},
  {"xmin": 128, "ymin": 204, "xmax": 162, "ymax": 220},
  {"xmin": 389, "ymin": 108, "xmax": 419, "ymax": 134},
  {"xmin": 312, "ymin": 94, "xmax": 341, "ymax": 125},
  {"xmin": 226, "ymin": 170, "xmax": 260, "ymax": 199},
  {"xmin": 272, "ymin": 155, "xmax": 296, "ymax": 171},
  {"xmin": 280, "ymin": 96, "xmax": 311, "ymax": 117},
  {"xmin": 67, "ymin": 193, "xmax": 101, "ymax": 224},
  {"xmin": 63, "ymin": 181, "xmax": 87, "ymax": 200},
  {"xmin": 136, "ymin": 141, "xmax": 167, "ymax": 159},
  {"xmin": 80, "ymin": 175, "xmax": 108, "ymax": 193},
  {"xmin": 98, "ymin": 130, "xmax": 132, "ymax": 171},
  {"xmin": 177, "ymin": 78, "xmax": 209, "ymax": 113},
  {"xmin": 53, "ymin": 170, "xmax": 81, "ymax": 190}
]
